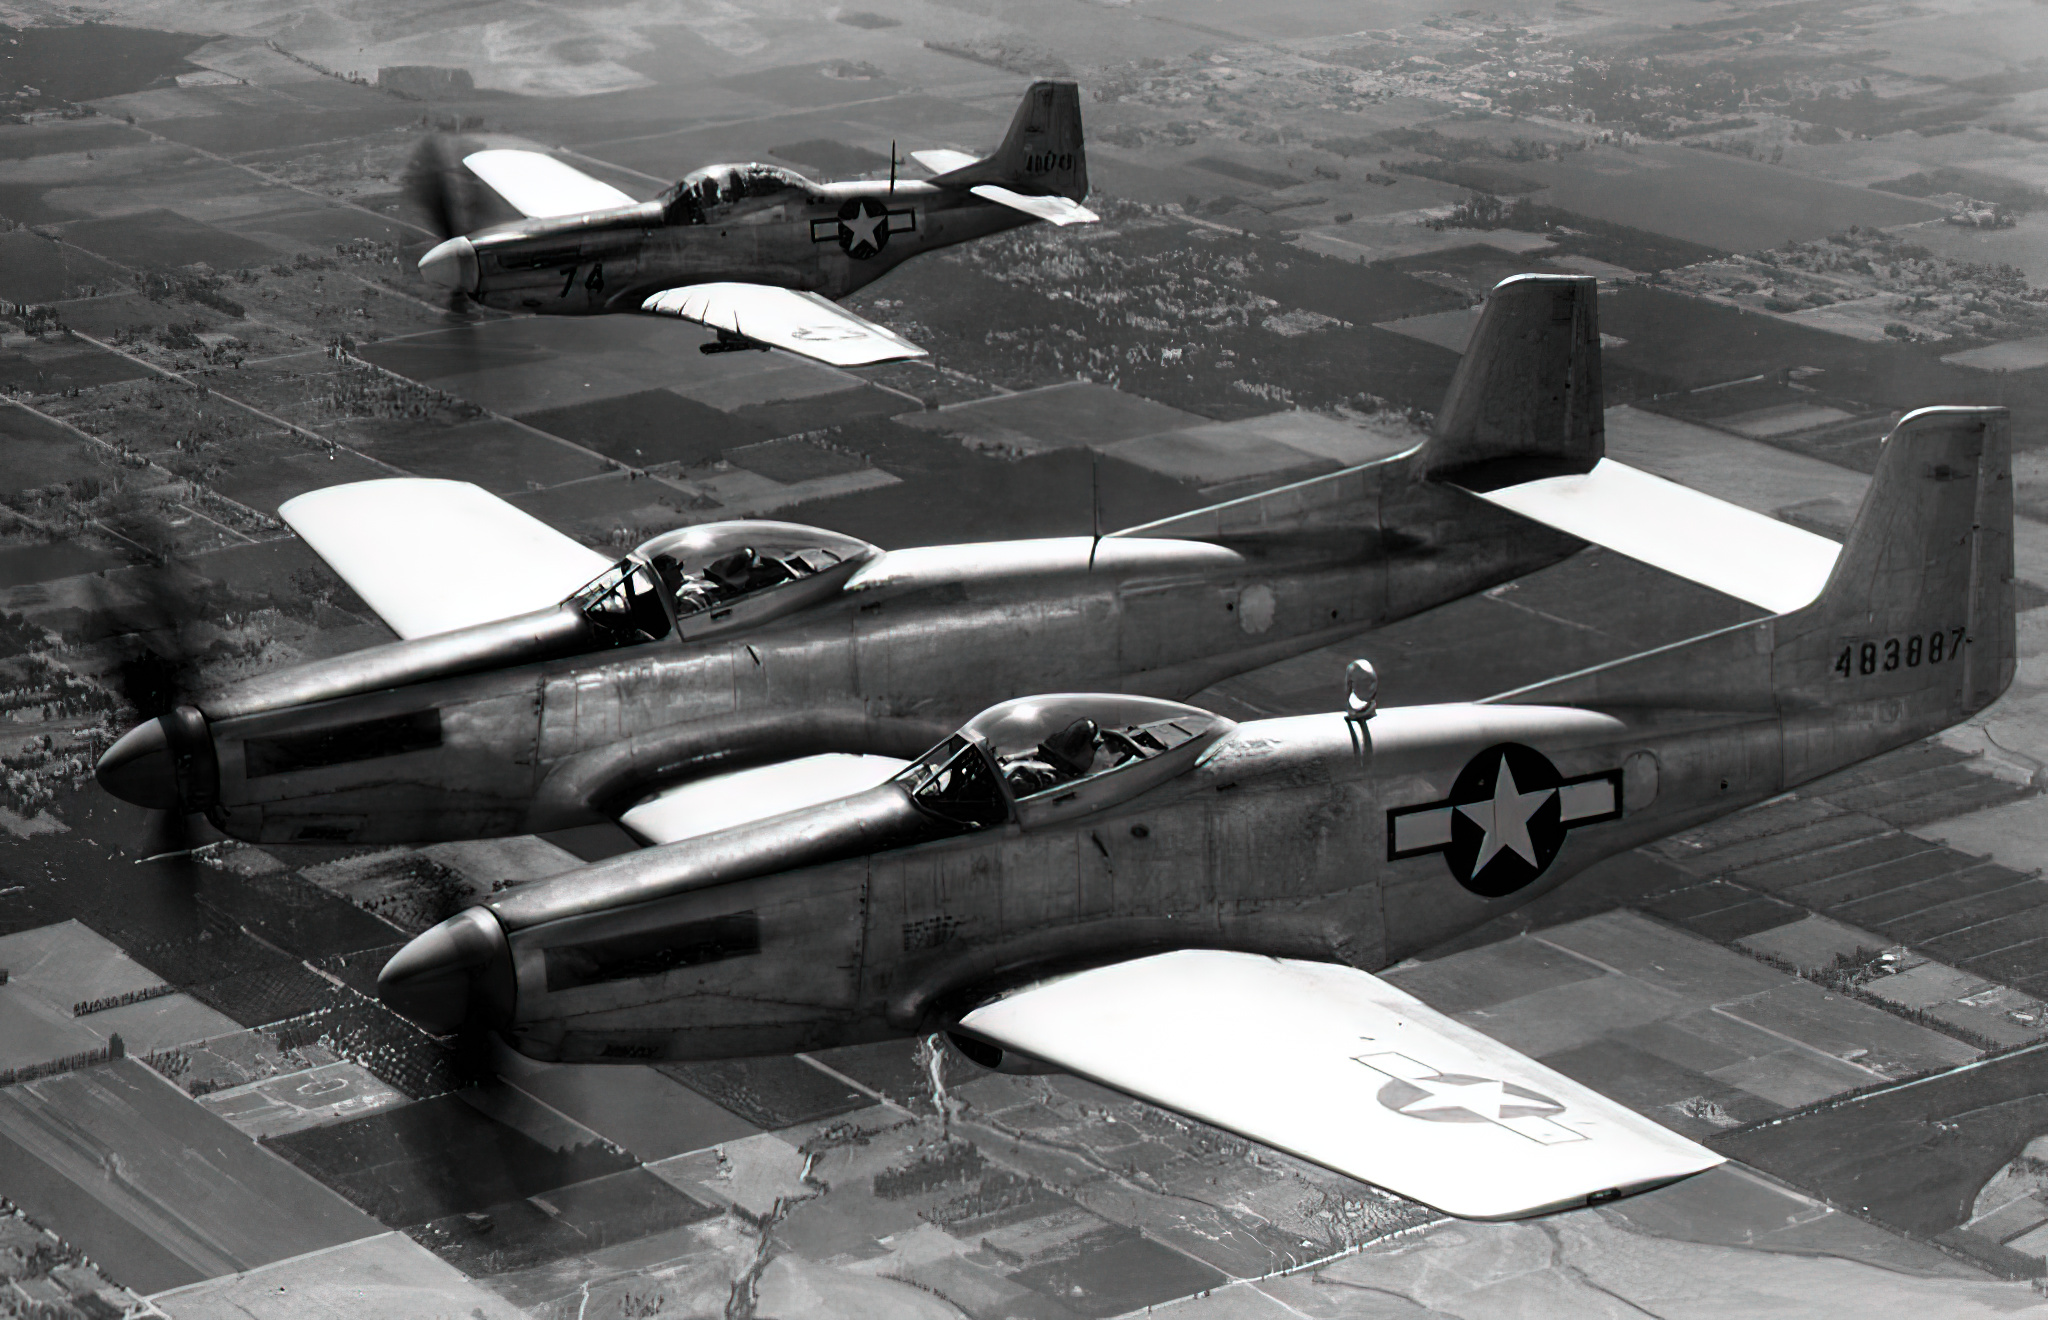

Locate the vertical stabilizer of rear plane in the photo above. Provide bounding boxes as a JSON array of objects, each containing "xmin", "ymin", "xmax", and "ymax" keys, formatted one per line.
[
  {"xmin": 1418, "ymin": 273, "xmax": 1603, "ymax": 489},
  {"xmin": 1108, "ymin": 274, "xmax": 1603, "ymax": 546},
  {"xmin": 929, "ymin": 80, "xmax": 1088, "ymax": 201},
  {"xmin": 1498, "ymin": 406, "xmax": 2015, "ymax": 776}
]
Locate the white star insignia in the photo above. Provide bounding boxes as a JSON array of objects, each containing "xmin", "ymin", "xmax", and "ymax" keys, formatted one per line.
[
  {"xmin": 1397, "ymin": 1075, "xmax": 1519, "ymax": 1122},
  {"xmin": 843, "ymin": 206, "xmax": 886, "ymax": 252},
  {"xmin": 1457, "ymin": 756, "xmax": 1554, "ymax": 874}
]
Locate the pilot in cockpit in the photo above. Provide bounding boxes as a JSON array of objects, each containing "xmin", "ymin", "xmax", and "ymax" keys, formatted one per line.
[
  {"xmin": 657, "ymin": 546, "xmax": 798, "ymax": 617},
  {"xmin": 707, "ymin": 546, "xmax": 793, "ymax": 595},
  {"xmin": 1001, "ymin": 717, "xmax": 1124, "ymax": 795}
]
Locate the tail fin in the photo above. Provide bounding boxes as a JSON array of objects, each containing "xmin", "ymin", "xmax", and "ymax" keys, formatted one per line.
[
  {"xmin": 1418, "ymin": 273, "xmax": 1603, "ymax": 489},
  {"xmin": 931, "ymin": 80, "xmax": 1088, "ymax": 201},
  {"xmin": 1110, "ymin": 273, "xmax": 1603, "ymax": 543},
  {"xmin": 1778, "ymin": 405, "xmax": 2014, "ymax": 725},
  {"xmin": 1499, "ymin": 406, "xmax": 2014, "ymax": 774}
]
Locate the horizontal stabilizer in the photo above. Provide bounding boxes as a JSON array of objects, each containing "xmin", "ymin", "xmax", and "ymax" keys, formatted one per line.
[
  {"xmin": 959, "ymin": 950, "xmax": 1722, "ymax": 1220},
  {"xmin": 912, "ymin": 148, "xmax": 980, "ymax": 175},
  {"xmin": 1465, "ymin": 458, "xmax": 1840, "ymax": 614},
  {"xmin": 619, "ymin": 753, "xmax": 909, "ymax": 846},
  {"xmin": 279, "ymin": 479, "xmax": 612, "ymax": 639},
  {"xmin": 969, "ymin": 184, "xmax": 1098, "ymax": 226},
  {"xmin": 641, "ymin": 283, "xmax": 926, "ymax": 367},
  {"xmin": 462, "ymin": 149, "xmax": 637, "ymax": 219}
]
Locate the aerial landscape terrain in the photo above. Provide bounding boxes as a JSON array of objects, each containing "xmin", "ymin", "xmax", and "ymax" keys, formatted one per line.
[{"xmin": 6, "ymin": 0, "xmax": 2048, "ymax": 1315}]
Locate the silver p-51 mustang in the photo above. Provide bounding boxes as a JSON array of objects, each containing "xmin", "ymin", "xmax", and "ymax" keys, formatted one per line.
[
  {"xmin": 378, "ymin": 404, "xmax": 2014, "ymax": 1221},
  {"xmin": 411, "ymin": 80, "xmax": 1096, "ymax": 365},
  {"xmin": 96, "ymin": 276, "xmax": 1839, "ymax": 851}
]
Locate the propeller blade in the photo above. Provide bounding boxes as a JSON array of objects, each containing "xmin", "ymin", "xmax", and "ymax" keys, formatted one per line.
[
  {"xmin": 138, "ymin": 808, "xmax": 199, "ymax": 863},
  {"xmin": 404, "ymin": 136, "xmax": 465, "ymax": 241}
]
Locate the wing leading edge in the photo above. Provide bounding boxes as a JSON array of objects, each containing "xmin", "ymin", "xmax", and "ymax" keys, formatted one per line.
[
  {"xmin": 278, "ymin": 479, "xmax": 612, "ymax": 639},
  {"xmin": 959, "ymin": 950, "xmax": 1721, "ymax": 1220},
  {"xmin": 641, "ymin": 283, "xmax": 926, "ymax": 367}
]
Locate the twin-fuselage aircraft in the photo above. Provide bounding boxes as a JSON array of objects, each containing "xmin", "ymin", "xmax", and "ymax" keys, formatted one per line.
[
  {"xmin": 409, "ymin": 80, "xmax": 1096, "ymax": 366},
  {"xmin": 376, "ymin": 404, "xmax": 2016, "ymax": 1221},
  {"xmin": 91, "ymin": 269, "xmax": 1896, "ymax": 1223}
]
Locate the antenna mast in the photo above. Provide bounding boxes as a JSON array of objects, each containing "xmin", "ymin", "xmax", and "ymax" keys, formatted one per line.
[{"xmin": 1088, "ymin": 449, "xmax": 1102, "ymax": 570}]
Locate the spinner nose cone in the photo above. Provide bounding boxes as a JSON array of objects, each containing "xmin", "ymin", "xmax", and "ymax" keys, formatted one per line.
[
  {"xmin": 96, "ymin": 718, "xmax": 179, "ymax": 810},
  {"xmin": 379, "ymin": 907, "xmax": 514, "ymax": 1035},
  {"xmin": 418, "ymin": 235, "xmax": 478, "ymax": 293}
]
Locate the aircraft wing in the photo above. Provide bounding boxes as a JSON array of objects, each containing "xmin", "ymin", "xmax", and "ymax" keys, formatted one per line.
[
  {"xmin": 461, "ymin": 149, "xmax": 638, "ymax": 219},
  {"xmin": 957, "ymin": 949, "xmax": 1722, "ymax": 1220},
  {"xmin": 969, "ymin": 184, "xmax": 1099, "ymax": 227},
  {"xmin": 619, "ymin": 753, "xmax": 909, "ymax": 846},
  {"xmin": 1461, "ymin": 458, "xmax": 1840, "ymax": 614},
  {"xmin": 278, "ymin": 478, "xmax": 613, "ymax": 639},
  {"xmin": 912, "ymin": 148, "xmax": 981, "ymax": 174},
  {"xmin": 640, "ymin": 283, "xmax": 926, "ymax": 367}
]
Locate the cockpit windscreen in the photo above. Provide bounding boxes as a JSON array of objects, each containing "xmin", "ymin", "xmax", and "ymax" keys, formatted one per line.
[{"xmin": 659, "ymin": 163, "xmax": 818, "ymax": 224}]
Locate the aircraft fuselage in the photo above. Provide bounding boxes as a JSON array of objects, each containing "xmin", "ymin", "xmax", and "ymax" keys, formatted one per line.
[
  {"xmin": 472, "ymin": 698, "xmax": 1780, "ymax": 1064},
  {"xmin": 195, "ymin": 473, "xmax": 1582, "ymax": 845},
  {"xmin": 459, "ymin": 180, "xmax": 1027, "ymax": 317}
]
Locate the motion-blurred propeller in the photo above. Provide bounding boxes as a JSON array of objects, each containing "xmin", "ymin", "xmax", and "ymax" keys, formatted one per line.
[
  {"xmin": 403, "ymin": 136, "xmax": 487, "ymax": 318},
  {"xmin": 87, "ymin": 561, "xmax": 220, "ymax": 865}
]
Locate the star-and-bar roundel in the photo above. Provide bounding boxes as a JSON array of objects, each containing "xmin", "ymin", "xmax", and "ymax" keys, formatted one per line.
[
  {"xmin": 809, "ymin": 197, "xmax": 917, "ymax": 259},
  {"xmin": 1355, "ymin": 1051, "xmax": 1585, "ymax": 1146},
  {"xmin": 1386, "ymin": 742, "xmax": 1622, "ymax": 898}
]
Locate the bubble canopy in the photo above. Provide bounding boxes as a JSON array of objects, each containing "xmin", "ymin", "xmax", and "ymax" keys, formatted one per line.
[
  {"xmin": 630, "ymin": 521, "xmax": 879, "ymax": 577},
  {"xmin": 659, "ymin": 163, "xmax": 823, "ymax": 224},
  {"xmin": 567, "ymin": 520, "xmax": 881, "ymax": 646},
  {"xmin": 897, "ymin": 695, "xmax": 1235, "ymax": 831}
]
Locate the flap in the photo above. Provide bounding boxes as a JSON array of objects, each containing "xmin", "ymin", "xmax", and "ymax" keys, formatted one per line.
[
  {"xmin": 278, "ymin": 479, "xmax": 613, "ymax": 639},
  {"xmin": 969, "ymin": 184, "xmax": 1098, "ymax": 227},
  {"xmin": 1463, "ymin": 458, "xmax": 1840, "ymax": 614},
  {"xmin": 619, "ymin": 753, "xmax": 909, "ymax": 846},
  {"xmin": 959, "ymin": 950, "xmax": 1721, "ymax": 1220},
  {"xmin": 640, "ymin": 282, "xmax": 925, "ymax": 367},
  {"xmin": 462, "ymin": 149, "xmax": 637, "ymax": 219},
  {"xmin": 913, "ymin": 148, "xmax": 981, "ymax": 175}
]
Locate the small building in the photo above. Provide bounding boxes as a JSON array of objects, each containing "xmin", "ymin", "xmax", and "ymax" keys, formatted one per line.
[{"xmin": 377, "ymin": 66, "xmax": 474, "ymax": 99}]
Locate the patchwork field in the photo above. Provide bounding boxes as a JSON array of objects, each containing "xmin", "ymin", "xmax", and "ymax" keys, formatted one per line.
[{"xmin": 5, "ymin": 0, "xmax": 2048, "ymax": 1314}]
